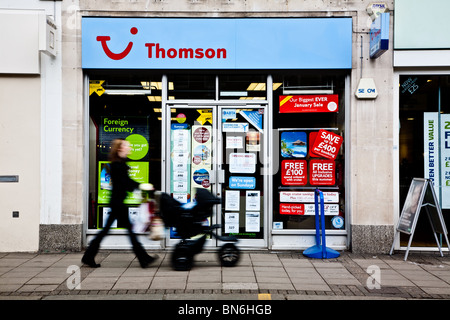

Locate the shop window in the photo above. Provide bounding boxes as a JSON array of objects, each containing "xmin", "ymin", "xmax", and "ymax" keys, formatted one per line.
[
  {"xmin": 399, "ymin": 75, "xmax": 450, "ymax": 246},
  {"xmin": 219, "ymin": 74, "xmax": 269, "ymax": 100},
  {"xmin": 271, "ymin": 73, "xmax": 346, "ymax": 231},
  {"xmin": 168, "ymin": 74, "xmax": 215, "ymax": 100},
  {"xmin": 88, "ymin": 74, "xmax": 162, "ymax": 230}
]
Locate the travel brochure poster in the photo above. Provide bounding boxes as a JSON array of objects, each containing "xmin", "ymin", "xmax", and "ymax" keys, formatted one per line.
[
  {"xmin": 191, "ymin": 125, "xmax": 212, "ymax": 194},
  {"xmin": 170, "ymin": 123, "xmax": 191, "ymax": 203},
  {"xmin": 98, "ymin": 161, "xmax": 149, "ymax": 204}
]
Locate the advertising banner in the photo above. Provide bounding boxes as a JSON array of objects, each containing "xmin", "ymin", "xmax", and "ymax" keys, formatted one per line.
[
  {"xmin": 441, "ymin": 114, "xmax": 450, "ymax": 208},
  {"xmin": 279, "ymin": 203, "xmax": 339, "ymax": 215},
  {"xmin": 281, "ymin": 160, "xmax": 307, "ymax": 186},
  {"xmin": 98, "ymin": 161, "xmax": 149, "ymax": 204},
  {"xmin": 311, "ymin": 129, "xmax": 343, "ymax": 160},
  {"xmin": 309, "ymin": 160, "xmax": 335, "ymax": 186},
  {"xmin": 424, "ymin": 113, "xmax": 450, "ymax": 208},
  {"xmin": 191, "ymin": 125, "xmax": 212, "ymax": 193},
  {"xmin": 279, "ymin": 191, "xmax": 339, "ymax": 203},
  {"xmin": 279, "ymin": 95, "xmax": 339, "ymax": 113},
  {"xmin": 170, "ymin": 123, "xmax": 191, "ymax": 203}
]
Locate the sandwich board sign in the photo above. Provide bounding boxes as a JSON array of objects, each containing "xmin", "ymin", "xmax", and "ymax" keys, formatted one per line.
[{"xmin": 390, "ymin": 178, "xmax": 450, "ymax": 261}]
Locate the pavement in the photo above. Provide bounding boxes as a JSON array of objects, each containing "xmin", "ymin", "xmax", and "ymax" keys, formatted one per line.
[{"xmin": 1, "ymin": 249, "xmax": 450, "ymax": 302}]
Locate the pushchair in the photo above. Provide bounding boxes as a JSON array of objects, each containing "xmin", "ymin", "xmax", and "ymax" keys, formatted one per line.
[{"xmin": 156, "ymin": 188, "xmax": 240, "ymax": 271}]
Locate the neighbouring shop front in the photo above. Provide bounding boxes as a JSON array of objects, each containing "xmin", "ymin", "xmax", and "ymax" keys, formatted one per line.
[
  {"xmin": 394, "ymin": 0, "xmax": 450, "ymax": 251},
  {"xmin": 82, "ymin": 17, "xmax": 352, "ymax": 250}
]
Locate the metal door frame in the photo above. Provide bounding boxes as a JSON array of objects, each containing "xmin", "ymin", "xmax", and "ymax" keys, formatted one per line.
[
  {"xmin": 217, "ymin": 105, "xmax": 268, "ymax": 248},
  {"xmin": 163, "ymin": 102, "xmax": 269, "ymax": 249}
]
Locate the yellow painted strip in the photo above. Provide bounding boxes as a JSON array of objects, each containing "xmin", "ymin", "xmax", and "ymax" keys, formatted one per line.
[
  {"xmin": 279, "ymin": 95, "xmax": 293, "ymax": 107},
  {"xmin": 258, "ymin": 293, "xmax": 271, "ymax": 300}
]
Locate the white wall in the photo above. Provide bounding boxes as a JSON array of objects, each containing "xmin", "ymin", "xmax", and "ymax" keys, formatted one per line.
[
  {"xmin": 0, "ymin": 2, "xmax": 63, "ymax": 251},
  {"xmin": 0, "ymin": 76, "xmax": 41, "ymax": 251}
]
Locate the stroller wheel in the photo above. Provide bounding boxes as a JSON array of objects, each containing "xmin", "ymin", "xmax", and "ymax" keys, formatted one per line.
[
  {"xmin": 172, "ymin": 243, "xmax": 193, "ymax": 271},
  {"xmin": 218, "ymin": 243, "xmax": 240, "ymax": 267}
]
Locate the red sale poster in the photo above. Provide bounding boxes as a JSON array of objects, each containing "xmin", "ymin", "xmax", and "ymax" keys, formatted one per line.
[
  {"xmin": 309, "ymin": 160, "xmax": 335, "ymax": 185},
  {"xmin": 279, "ymin": 95, "xmax": 339, "ymax": 113},
  {"xmin": 281, "ymin": 160, "xmax": 307, "ymax": 186},
  {"xmin": 311, "ymin": 129, "xmax": 343, "ymax": 160},
  {"xmin": 309, "ymin": 132, "xmax": 321, "ymax": 158},
  {"xmin": 280, "ymin": 203, "xmax": 304, "ymax": 215}
]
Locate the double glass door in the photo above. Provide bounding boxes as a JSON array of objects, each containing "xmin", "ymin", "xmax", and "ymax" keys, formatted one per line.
[{"xmin": 167, "ymin": 104, "xmax": 268, "ymax": 248}]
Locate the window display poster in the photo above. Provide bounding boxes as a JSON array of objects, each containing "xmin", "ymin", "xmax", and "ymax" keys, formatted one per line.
[
  {"xmin": 281, "ymin": 131, "xmax": 307, "ymax": 158},
  {"xmin": 279, "ymin": 191, "xmax": 339, "ymax": 203},
  {"xmin": 225, "ymin": 212, "xmax": 239, "ymax": 234},
  {"xmin": 246, "ymin": 212, "xmax": 260, "ymax": 232},
  {"xmin": 229, "ymin": 176, "xmax": 256, "ymax": 189},
  {"xmin": 99, "ymin": 116, "xmax": 149, "ymax": 158},
  {"xmin": 191, "ymin": 125, "xmax": 212, "ymax": 194},
  {"xmin": 279, "ymin": 94, "xmax": 339, "ymax": 113},
  {"xmin": 424, "ymin": 113, "xmax": 439, "ymax": 190},
  {"xmin": 226, "ymin": 136, "xmax": 243, "ymax": 149},
  {"xmin": 229, "ymin": 153, "xmax": 256, "ymax": 173},
  {"xmin": 101, "ymin": 207, "xmax": 116, "ymax": 228},
  {"xmin": 170, "ymin": 123, "xmax": 191, "ymax": 202},
  {"xmin": 309, "ymin": 160, "xmax": 336, "ymax": 185},
  {"xmin": 442, "ymin": 114, "xmax": 450, "ymax": 208},
  {"xmin": 279, "ymin": 203, "xmax": 339, "ymax": 215},
  {"xmin": 310, "ymin": 129, "xmax": 343, "ymax": 160},
  {"xmin": 424, "ymin": 113, "xmax": 450, "ymax": 208},
  {"xmin": 225, "ymin": 190, "xmax": 240, "ymax": 211},
  {"xmin": 246, "ymin": 190, "xmax": 260, "ymax": 211},
  {"xmin": 98, "ymin": 161, "xmax": 149, "ymax": 204},
  {"xmin": 308, "ymin": 132, "xmax": 322, "ymax": 158},
  {"xmin": 281, "ymin": 160, "xmax": 307, "ymax": 186},
  {"xmin": 246, "ymin": 131, "xmax": 260, "ymax": 152},
  {"xmin": 240, "ymin": 110, "xmax": 263, "ymax": 133}
]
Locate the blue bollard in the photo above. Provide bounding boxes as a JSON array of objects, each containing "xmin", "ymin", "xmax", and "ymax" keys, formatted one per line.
[{"xmin": 303, "ymin": 188, "xmax": 340, "ymax": 259}]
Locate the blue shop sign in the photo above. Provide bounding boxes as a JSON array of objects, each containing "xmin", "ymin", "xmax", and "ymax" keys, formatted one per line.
[
  {"xmin": 82, "ymin": 17, "xmax": 352, "ymax": 70},
  {"xmin": 370, "ymin": 13, "xmax": 390, "ymax": 59}
]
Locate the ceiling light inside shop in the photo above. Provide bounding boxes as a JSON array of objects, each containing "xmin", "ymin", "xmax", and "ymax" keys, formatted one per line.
[
  {"xmin": 247, "ymin": 83, "xmax": 282, "ymax": 91},
  {"xmin": 220, "ymin": 91, "xmax": 248, "ymax": 97},
  {"xmin": 148, "ymin": 96, "xmax": 175, "ymax": 102},
  {"xmin": 104, "ymin": 89, "xmax": 152, "ymax": 95},
  {"xmin": 153, "ymin": 108, "xmax": 177, "ymax": 113}
]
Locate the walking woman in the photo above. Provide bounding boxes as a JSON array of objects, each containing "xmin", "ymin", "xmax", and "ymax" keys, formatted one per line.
[{"xmin": 82, "ymin": 138, "xmax": 157, "ymax": 268}]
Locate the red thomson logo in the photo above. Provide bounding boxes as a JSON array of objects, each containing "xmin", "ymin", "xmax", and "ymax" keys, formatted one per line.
[
  {"xmin": 97, "ymin": 27, "xmax": 227, "ymax": 61},
  {"xmin": 96, "ymin": 27, "xmax": 138, "ymax": 60}
]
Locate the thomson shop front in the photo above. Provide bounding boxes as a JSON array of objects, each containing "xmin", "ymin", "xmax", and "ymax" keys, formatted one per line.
[{"xmin": 82, "ymin": 17, "xmax": 352, "ymax": 250}]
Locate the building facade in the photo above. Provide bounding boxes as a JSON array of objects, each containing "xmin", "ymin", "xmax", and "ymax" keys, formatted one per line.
[{"xmin": 2, "ymin": 0, "xmax": 427, "ymax": 255}]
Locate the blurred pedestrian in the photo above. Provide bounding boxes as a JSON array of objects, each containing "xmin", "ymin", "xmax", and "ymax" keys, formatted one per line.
[{"xmin": 82, "ymin": 138, "xmax": 157, "ymax": 268}]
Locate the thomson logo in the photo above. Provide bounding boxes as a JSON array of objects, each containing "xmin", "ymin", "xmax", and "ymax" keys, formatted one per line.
[{"xmin": 96, "ymin": 27, "xmax": 227, "ymax": 61}]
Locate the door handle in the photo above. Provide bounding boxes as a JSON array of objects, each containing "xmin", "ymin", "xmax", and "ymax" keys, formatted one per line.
[
  {"xmin": 209, "ymin": 170, "xmax": 225, "ymax": 185},
  {"xmin": 218, "ymin": 169, "xmax": 225, "ymax": 184}
]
